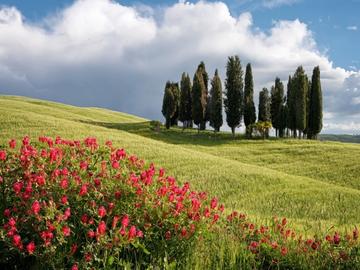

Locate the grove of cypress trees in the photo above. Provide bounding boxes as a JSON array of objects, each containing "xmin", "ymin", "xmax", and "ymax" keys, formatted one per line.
[
  {"xmin": 244, "ymin": 63, "xmax": 256, "ymax": 137},
  {"xmin": 209, "ymin": 69, "xmax": 223, "ymax": 132},
  {"xmin": 270, "ymin": 78, "xmax": 285, "ymax": 137},
  {"xmin": 179, "ymin": 72, "xmax": 193, "ymax": 128},
  {"xmin": 307, "ymin": 66, "xmax": 323, "ymax": 139},
  {"xmin": 161, "ymin": 82, "xmax": 176, "ymax": 129},
  {"xmin": 170, "ymin": 83, "xmax": 180, "ymax": 126},
  {"xmin": 293, "ymin": 66, "xmax": 308, "ymax": 138},
  {"xmin": 197, "ymin": 62, "xmax": 209, "ymax": 130},
  {"xmin": 192, "ymin": 70, "xmax": 207, "ymax": 131},
  {"xmin": 224, "ymin": 56, "xmax": 243, "ymax": 137}
]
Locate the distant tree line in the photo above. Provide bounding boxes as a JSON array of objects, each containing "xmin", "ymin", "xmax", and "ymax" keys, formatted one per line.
[{"xmin": 161, "ymin": 56, "xmax": 323, "ymax": 139}]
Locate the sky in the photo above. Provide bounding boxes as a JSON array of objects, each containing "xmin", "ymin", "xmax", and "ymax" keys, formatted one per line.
[{"xmin": 0, "ymin": 0, "xmax": 359, "ymax": 134}]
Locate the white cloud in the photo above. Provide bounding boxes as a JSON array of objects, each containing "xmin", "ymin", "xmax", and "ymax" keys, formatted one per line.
[
  {"xmin": 347, "ymin": 25, "xmax": 358, "ymax": 31},
  {"xmin": 262, "ymin": 0, "xmax": 300, "ymax": 8},
  {"xmin": 0, "ymin": 0, "xmax": 359, "ymax": 133}
]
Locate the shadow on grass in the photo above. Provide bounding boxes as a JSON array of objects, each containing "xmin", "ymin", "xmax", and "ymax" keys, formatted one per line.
[{"xmin": 78, "ymin": 120, "xmax": 251, "ymax": 146}]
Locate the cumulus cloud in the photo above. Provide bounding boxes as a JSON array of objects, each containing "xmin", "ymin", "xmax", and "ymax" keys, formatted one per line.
[{"xmin": 0, "ymin": 0, "xmax": 359, "ymax": 133}]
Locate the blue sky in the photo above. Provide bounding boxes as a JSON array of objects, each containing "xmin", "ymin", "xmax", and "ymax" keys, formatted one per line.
[
  {"xmin": 2, "ymin": 0, "xmax": 359, "ymax": 70},
  {"xmin": 0, "ymin": 0, "xmax": 359, "ymax": 133}
]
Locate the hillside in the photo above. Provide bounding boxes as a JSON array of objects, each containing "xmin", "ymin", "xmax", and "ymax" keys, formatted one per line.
[{"xmin": 1, "ymin": 95, "xmax": 360, "ymax": 232}]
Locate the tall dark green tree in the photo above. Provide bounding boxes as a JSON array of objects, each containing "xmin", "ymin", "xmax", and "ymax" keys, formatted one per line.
[
  {"xmin": 258, "ymin": 87, "xmax": 271, "ymax": 138},
  {"xmin": 161, "ymin": 82, "xmax": 176, "ymax": 129},
  {"xmin": 286, "ymin": 75, "xmax": 297, "ymax": 138},
  {"xmin": 293, "ymin": 66, "xmax": 308, "ymax": 138},
  {"xmin": 192, "ymin": 70, "xmax": 207, "ymax": 131},
  {"xmin": 179, "ymin": 72, "xmax": 192, "ymax": 128},
  {"xmin": 307, "ymin": 66, "xmax": 323, "ymax": 139},
  {"xmin": 170, "ymin": 82, "xmax": 180, "ymax": 126},
  {"xmin": 224, "ymin": 55, "xmax": 243, "ymax": 137},
  {"xmin": 197, "ymin": 62, "xmax": 209, "ymax": 130},
  {"xmin": 270, "ymin": 78, "xmax": 285, "ymax": 137},
  {"xmin": 244, "ymin": 63, "xmax": 256, "ymax": 137},
  {"xmin": 258, "ymin": 88, "xmax": 271, "ymax": 122},
  {"xmin": 209, "ymin": 69, "xmax": 223, "ymax": 132}
]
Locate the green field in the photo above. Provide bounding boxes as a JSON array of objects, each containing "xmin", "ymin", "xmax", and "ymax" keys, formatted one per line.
[{"xmin": 1, "ymin": 95, "xmax": 360, "ymax": 233}]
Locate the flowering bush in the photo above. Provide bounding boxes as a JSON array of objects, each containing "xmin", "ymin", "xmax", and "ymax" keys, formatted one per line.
[
  {"xmin": 0, "ymin": 136, "xmax": 359, "ymax": 269},
  {"xmin": 0, "ymin": 136, "xmax": 223, "ymax": 269}
]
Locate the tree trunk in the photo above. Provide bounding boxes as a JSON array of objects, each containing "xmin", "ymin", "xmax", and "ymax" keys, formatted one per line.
[{"xmin": 231, "ymin": 127, "xmax": 235, "ymax": 138}]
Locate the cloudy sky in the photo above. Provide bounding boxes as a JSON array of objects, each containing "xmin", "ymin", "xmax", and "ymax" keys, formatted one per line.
[{"xmin": 0, "ymin": 0, "xmax": 359, "ymax": 134}]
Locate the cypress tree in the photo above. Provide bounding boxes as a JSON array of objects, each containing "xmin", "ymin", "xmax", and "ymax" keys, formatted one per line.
[
  {"xmin": 161, "ymin": 82, "xmax": 176, "ymax": 129},
  {"xmin": 224, "ymin": 55, "xmax": 243, "ymax": 137},
  {"xmin": 293, "ymin": 66, "xmax": 308, "ymax": 138},
  {"xmin": 197, "ymin": 62, "xmax": 209, "ymax": 130},
  {"xmin": 286, "ymin": 75, "xmax": 297, "ymax": 138},
  {"xmin": 307, "ymin": 66, "xmax": 323, "ymax": 139},
  {"xmin": 258, "ymin": 88, "xmax": 271, "ymax": 122},
  {"xmin": 170, "ymin": 83, "xmax": 180, "ymax": 126},
  {"xmin": 270, "ymin": 78, "xmax": 284, "ymax": 137},
  {"xmin": 244, "ymin": 63, "xmax": 256, "ymax": 137},
  {"xmin": 192, "ymin": 70, "xmax": 207, "ymax": 131},
  {"xmin": 179, "ymin": 72, "xmax": 192, "ymax": 128},
  {"xmin": 209, "ymin": 69, "xmax": 223, "ymax": 132},
  {"xmin": 258, "ymin": 87, "xmax": 271, "ymax": 138}
]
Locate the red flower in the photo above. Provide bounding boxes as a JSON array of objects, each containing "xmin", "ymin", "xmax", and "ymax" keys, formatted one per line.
[
  {"xmin": 60, "ymin": 178, "xmax": 69, "ymax": 189},
  {"xmin": 128, "ymin": 226, "xmax": 137, "ymax": 240},
  {"xmin": 181, "ymin": 227, "xmax": 187, "ymax": 237},
  {"xmin": 31, "ymin": 200, "xmax": 41, "ymax": 215},
  {"xmin": 13, "ymin": 234, "xmax": 22, "ymax": 247},
  {"xmin": 354, "ymin": 227, "xmax": 359, "ymax": 240},
  {"xmin": 165, "ymin": 231, "xmax": 171, "ymax": 240},
  {"xmin": 60, "ymin": 195, "xmax": 68, "ymax": 204},
  {"xmin": 137, "ymin": 230, "xmax": 144, "ymax": 238},
  {"xmin": 98, "ymin": 206, "xmax": 106, "ymax": 218},
  {"xmin": 121, "ymin": 215, "xmax": 130, "ymax": 228},
  {"xmin": 97, "ymin": 221, "xmax": 106, "ymax": 236},
  {"xmin": 70, "ymin": 244, "xmax": 78, "ymax": 255},
  {"xmin": 281, "ymin": 247, "xmax": 288, "ymax": 256},
  {"xmin": 71, "ymin": 263, "xmax": 78, "ymax": 270},
  {"xmin": 62, "ymin": 226, "xmax": 71, "ymax": 237},
  {"xmin": 112, "ymin": 160, "xmax": 119, "ymax": 169},
  {"xmin": 0, "ymin": 150, "xmax": 6, "ymax": 161},
  {"xmin": 26, "ymin": 241, "xmax": 36, "ymax": 254},
  {"xmin": 87, "ymin": 230, "xmax": 95, "ymax": 238},
  {"xmin": 112, "ymin": 216, "xmax": 120, "ymax": 229},
  {"xmin": 9, "ymin": 139, "xmax": 16, "ymax": 149},
  {"xmin": 85, "ymin": 253, "xmax": 92, "ymax": 262},
  {"xmin": 333, "ymin": 232, "xmax": 341, "ymax": 245},
  {"xmin": 281, "ymin": 218, "xmax": 287, "ymax": 226},
  {"xmin": 79, "ymin": 184, "xmax": 88, "ymax": 196},
  {"xmin": 210, "ymin": 197, "xmax": 218, "ymax": 209},
  {"xmin": 64, "ymin": 207, "xmax": 71, "ymax": 220},
  {"xmin": 271, "ymin": 241, "xmax": 278, "ymax": 249}
]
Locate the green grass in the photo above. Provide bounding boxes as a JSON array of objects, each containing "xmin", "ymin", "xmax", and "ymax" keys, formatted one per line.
[{"xmin": 1, "ymin": 95, "xmax": 360, "ymax": 233}]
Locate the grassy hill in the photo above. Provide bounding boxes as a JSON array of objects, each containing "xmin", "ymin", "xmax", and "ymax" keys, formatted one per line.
[{"xmin": 1, "ymin": 95, "xmax": 360, "ymax": 232}]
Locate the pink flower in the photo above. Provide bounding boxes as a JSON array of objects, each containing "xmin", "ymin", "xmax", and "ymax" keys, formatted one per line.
[
  {"xmin": 71, "ymin": 263, "xmax": 78, "ymax": 270},
  {"xmin": 87, "ymin": 230, "xmax": 95, "ymax": 238},
  {"xmin": 81, "ymin": 214, "xmax": 89, "ymax": 224},
  {"xmin": 136, "ymin": 230, "xmax": 144, "ymax": 238},
  {"xmin": 64, "ymin": 208, "xmax": 71, "ymax": 219},
  {"xmin": 98, "ymin": 206, "xmax": 106, "ymax": 218},
  {"xmin": 13, "ymin": 234, "xmax": 22, "ymax": 247},
  {"xmin": 31, "ymin": 200, "xmax": 41, "ymax": 215},
  {"xmin": 26, "ymin": 241, "xmax": 36, "ymax": 254},
  {"xmin": 62, "ymin": 226, "xmax": 71, "ymax": 237}
]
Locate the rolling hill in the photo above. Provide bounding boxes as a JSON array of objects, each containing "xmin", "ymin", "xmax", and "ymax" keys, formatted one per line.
[{"xmin": 1, "ymin": 95, "xmax": 359, "ymax": 232}]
